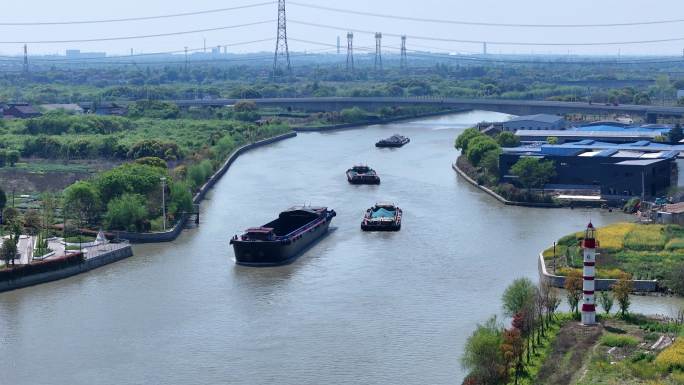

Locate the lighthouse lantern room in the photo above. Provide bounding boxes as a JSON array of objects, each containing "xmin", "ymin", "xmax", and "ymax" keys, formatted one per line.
[{"xmin": 581, "ymin": 222, "xmax": 597, "ymax": 326}]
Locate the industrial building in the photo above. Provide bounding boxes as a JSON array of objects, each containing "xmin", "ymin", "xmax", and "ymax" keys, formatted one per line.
[
  {"xmin": 500, "ymin": 141, "xmax": 678, "ymax": 199},
  {"xmin": 503, "ymin": 114, "xmax": 567, "ymax": 132},
  {"xmin": 515, "ymin": 124, "xmax": 671, "ymax": 144}
]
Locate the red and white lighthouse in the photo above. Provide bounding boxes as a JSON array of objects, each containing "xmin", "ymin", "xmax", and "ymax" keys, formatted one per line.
[{"xmin": 581, "ymin": 222, "xmax": 597, "ymax": 326}]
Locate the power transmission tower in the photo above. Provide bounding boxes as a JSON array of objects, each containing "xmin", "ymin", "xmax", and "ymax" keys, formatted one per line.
[
  {"xmin": 400, "ymin": 35, "xmax": 407, "ymax": 70},
  {"xmin": 337, "ymin": 36, "xmax": 340, "ymax": 55},
  {"xmin": 23, "ymin": 44, "xmax": 28, "ymax": 74},
  {"xmin": 184, "ymin": 46, "xmax": 188, "ymax": 72},
  {"xmin": 273, "ymin": 0, "xmax": 291, "ymax": 77},
  {"xmin": 346, "ymin": 32, "xmax": 354, "ymax": 72},
  {"xmin": 374, "ymin": 32, "xmax": 383, "ymax": 72},
  {"xmin": 483, "ymin": 42, "xmax": 487, "ymax": 55}
]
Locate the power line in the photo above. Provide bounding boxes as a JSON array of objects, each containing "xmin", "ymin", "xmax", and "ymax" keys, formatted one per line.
[
  {"xmin": 289, "ymin": 20, "xmax": 684, "ymax": 47},
  {"xmin": 289, "ymin": 37, "xmax": 684, "ymax": 65},
  {"xmin": 0, "ymin": 2, "xmax": 274, "ymax": 26},
  {"xmin": 0, "ymin": 20, "xmax": 274, "ymax": 44},
  {"xmin": 289, "ymin": 1, "xmax": 684, "ymax": 28},
  {"xmin": 1, "ymin": 38, "xmax": 274, "ymax": 63}
]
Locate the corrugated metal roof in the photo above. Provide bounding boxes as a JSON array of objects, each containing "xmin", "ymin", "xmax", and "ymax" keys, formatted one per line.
[
  {"xmin": 507, "ymin": 114, "xmax": 564, "ymax": 124},
  {"xmin": 615, "ymin": 159, "xmax": 667, "ymax": 166}
]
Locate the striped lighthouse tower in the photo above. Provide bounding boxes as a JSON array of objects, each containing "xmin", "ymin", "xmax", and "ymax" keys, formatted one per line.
[{"xmin": 581, "ymin": 222, "xmax": 597, "ymax": 326}]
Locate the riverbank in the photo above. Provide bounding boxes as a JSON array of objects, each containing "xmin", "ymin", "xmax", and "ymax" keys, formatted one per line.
[
  {"xmin": 0, "ymin": 243, "xmax": 132, "ymax": 293},
  {"xmin": 452, "ymin": 159, "xmax": 559, "ymax": 208},
  {"xmin": 293, "ymin": 108, "xmax": 470, "ymax": 132}
]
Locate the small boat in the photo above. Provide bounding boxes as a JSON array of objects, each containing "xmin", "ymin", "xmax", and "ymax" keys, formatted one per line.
[
  {"xmin": 361, "ymin": 202, "xmax": 402, "ymax": 231},
  {"xmin": 230, "ymin": 206, "xmax": 336, "ymax": 266},
  {"xmin": 346, "ymin": 165, "xmax": 381, "ymax": 185},
  {"xmin": 376, "ymin": 134, "xmax": 410, "ymax": 148}
]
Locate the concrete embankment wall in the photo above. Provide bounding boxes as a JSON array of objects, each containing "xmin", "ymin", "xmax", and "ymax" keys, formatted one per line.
[
  {"xmin": 0, "ymin": 245, "xmax": 133, "ymax": 293},
  {"xmin": 537, "ymin": 252, "xmax": 658, "ymax": 292},
  {"xmin": 293, "ymin": 109, "xmax": 470, "ymax": 132},
  {"xmin": 117, "ymin": 132, "xmax": 298, "ymax": 243}
]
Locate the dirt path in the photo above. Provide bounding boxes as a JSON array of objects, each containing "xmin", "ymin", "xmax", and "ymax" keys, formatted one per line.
[{"xmin": 535, "ymin": 322, "xmax": 603, "ymax": 385}]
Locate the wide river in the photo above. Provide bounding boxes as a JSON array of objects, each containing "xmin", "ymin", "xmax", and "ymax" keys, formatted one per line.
[{"xmin": 1, "ymin": 111, "xmax": 683, "ymax": 385}]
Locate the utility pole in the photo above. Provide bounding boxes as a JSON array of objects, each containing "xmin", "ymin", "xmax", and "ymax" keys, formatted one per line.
[
  {"xmin": 483, "ymin": 42, "xmax": 487, "ymax": 55},
  {"xmin": 273, "ymin": 0, "xmax": 292, "ymax": 78},
  {"xmin": 22, "ymin": 44, "xmax": 28, "ymax": 74},
  {"xmin": 337, "ymin": 36, "xmax": 340, "ymax": 55},
  {"xmin": 346, "ymin": 32, "xmax": 354, "ymax": 72},
  {"xmin": 400, "ymin": 35, "xmax": 407, "ymax": 70},
  {"xmin": 203, "ymin": 38, "xmax": 207, "ymax": 53},
  {"xmin": 374, "ymin": 32, "xmax": 383, "ymax": 72}
]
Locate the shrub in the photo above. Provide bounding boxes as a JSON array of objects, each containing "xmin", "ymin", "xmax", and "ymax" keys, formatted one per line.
[
  {"xmin": 104, "ymin": 193, "xmax": 148, "ymax": 232},
  {"xmin": 600, "ymin": 333, "xmax": 639, "ymax": 347}
]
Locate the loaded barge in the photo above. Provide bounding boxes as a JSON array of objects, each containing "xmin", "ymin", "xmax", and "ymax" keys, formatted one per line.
[
  {"xmin": 361, "ymin": 203, "xmax": 402, "ymax": 231},
  {"xmin": 230, "ymin": 206, "xmax": 336, "ymax": 266},
  {"xmin": 346, "ymin": 165, "xmax": 381, "ymax": 185},
  {"xmin": 376, "ymin": 134, "xmax": 410, "ymax": 148}
]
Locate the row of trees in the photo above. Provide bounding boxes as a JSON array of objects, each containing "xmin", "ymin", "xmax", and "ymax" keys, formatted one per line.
[
  {"xmin": 455, "ymin": 128, "xmax": 556, "ymax": 192},
  {"xmin": 462, "ymin": 273, "xmax": 638, "ymax": 385},
  {"xmin": 461, "ymin": 278, "xmax": 561, "ymax": 385}
]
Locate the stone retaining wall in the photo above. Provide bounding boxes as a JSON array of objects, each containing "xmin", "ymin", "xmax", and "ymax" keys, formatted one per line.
[
  {"xmin": 0, "ymin": 245, "xmax": 133, "ymax": 293},
  {"xmin": 537, "ymin": 252, "xmax": 658, "ymax": 292}
]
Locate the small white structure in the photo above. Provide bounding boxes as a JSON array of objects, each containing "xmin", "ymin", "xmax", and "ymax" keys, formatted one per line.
[{"xmin": 581, "ymin": 222, "xmax": 597, "ymax": 326}]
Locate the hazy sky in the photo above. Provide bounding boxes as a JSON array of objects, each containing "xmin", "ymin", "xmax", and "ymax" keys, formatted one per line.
[{"xmin": 2, "ymin": 0, "xmax": 684, "ymax": 56}]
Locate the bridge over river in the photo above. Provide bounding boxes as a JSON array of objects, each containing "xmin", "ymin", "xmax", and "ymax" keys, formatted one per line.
[{"xmin": 164, "ymin": 97, "xmax": 684, "ymax": 123}]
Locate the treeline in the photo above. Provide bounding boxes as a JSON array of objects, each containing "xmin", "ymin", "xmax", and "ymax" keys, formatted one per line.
[
  {"xmin": 24, "ymin": 113, "xmax": 133, "ymax": 135},
  {"xmin": 59, "ymin": 122, "xmax": 289, "ymax": 232},
  {"xmin": 20, "ymin": 136, "xmax": 181, "ymax": 161}
]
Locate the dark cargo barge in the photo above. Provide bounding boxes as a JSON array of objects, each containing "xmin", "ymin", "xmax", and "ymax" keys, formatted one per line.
[
  {"xmin": 230, "ymin": 206, "xmax": 336, "ymax": 266},
  {"xmin": 361, "ymin": 203, "xmax": 402, "ymax": 231},
  {"xmin": 346, "ymin": 165, "xmax": 381, "ymax": 185},
  {"xmin": 376, "ymin": 134, "xmax": 410, "ymax": 148}
]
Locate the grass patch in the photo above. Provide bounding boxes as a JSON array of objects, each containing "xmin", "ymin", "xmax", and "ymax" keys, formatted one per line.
[
  {"xmin": 64, "ymin": 235, "xmax": 95, "ymax": 243},
  {"xmin": 655, "ymin": 339, "xmax": 684, "ymax": 371},
  {"xmin": 600, "ymin": 333, "xmax": 639, "ymax": 348}
]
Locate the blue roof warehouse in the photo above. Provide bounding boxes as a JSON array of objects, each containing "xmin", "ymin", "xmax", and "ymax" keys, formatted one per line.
[{"xmin": 500, "ymin": 141, "xmax": 678, "ymax": 200}]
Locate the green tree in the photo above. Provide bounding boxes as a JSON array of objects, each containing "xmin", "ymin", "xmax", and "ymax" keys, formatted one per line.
[
  {"xmin": 460, "ymin": 316, "xmax": 505, "ymax": 385},
  {"xmin": 613, "ymin": 272, "xmax": 634, "ymax": 317},
  {"xmin": 546, "ymin": 136, "xmax": 559, "ymax": 145},
  {"xmin": 455, "ymin": 127, "xmax": 482, "ymax": 151},
  {"xmin": 465, "ymin": 136, "xmax": 500, "ymax": 166},
  {"xmin": 2, "ymin": 207, "xmax": 19, "ymax": 227},
  {"xmin": 169, "ymin": 182, "xmax": 193, "ymax": 218},
  {"xmin": 502, "ymin": 278, "xmax": 537, "ymax": 317},
  {"xmin": 63, "ymin": 181, "xmax": 100, "ymax": 226},
  {"xmin": 5, "ymin": 150, "xmax": 19, "ymax": 166},
  {"xmin": 23, "ymin": 209, "xmax": 41, "ymax": 235},
  {"xmin": 104, "ymin": 193, "xmax": 148, "ymax": 231},
  {"xmin": 495, "ymin": 132, "xmax": 520, "ymax": 148},
  {"xmin": 598, "ymin": 291, "xmax": 614, "ymax": 315},
  {"xmin": 480, "ymin": 149, "xmax": 501, "ymax": 179},
  {"xmin": 509, "ymin": 157, "xmax": 556, "ymax": 190},
  {"xmin": 0, "ymin": 236, "xmax": 17, "ymax": 266},
  {"xmin": 134, "ymin": 156, "xmax": 167, "ymax": 169},
  {"xmin": 665, "ymin": 262, "xmax": 684, "ymax": 295}
]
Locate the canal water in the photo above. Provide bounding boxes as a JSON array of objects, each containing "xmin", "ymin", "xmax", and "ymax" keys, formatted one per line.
[{"xmin": 1, "ymin": 111, "xmax": 682, "ymax": 385}]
